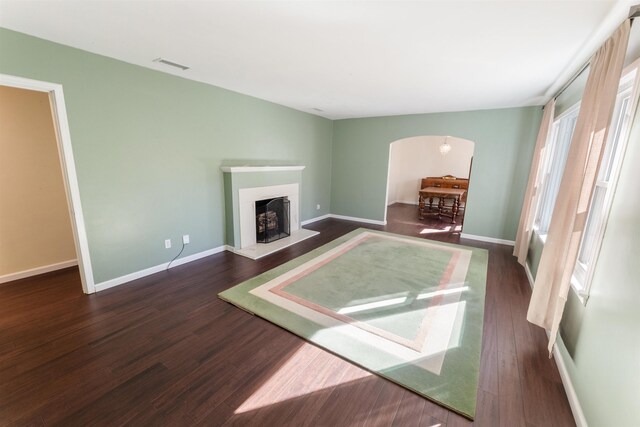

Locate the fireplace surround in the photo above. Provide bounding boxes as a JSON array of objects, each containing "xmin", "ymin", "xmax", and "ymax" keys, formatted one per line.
[{"xmin": 221, "ymin": 165, "xmax": 319, "ymax": 259}]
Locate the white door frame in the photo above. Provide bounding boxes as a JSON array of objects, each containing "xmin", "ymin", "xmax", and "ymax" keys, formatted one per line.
[{"xmin": 1, "ymin": 74, "xmax": 95, "ymax": 294}]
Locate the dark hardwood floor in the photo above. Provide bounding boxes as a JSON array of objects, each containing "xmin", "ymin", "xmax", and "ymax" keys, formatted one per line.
[{"xmin": 0, "ymin": 206, "xmax": 575, "ymax": 426}]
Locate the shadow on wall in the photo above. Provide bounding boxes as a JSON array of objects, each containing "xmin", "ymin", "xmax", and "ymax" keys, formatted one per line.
[{"xmin": 385, "ymin": 135, "xmax": 475, "ymax": 207}]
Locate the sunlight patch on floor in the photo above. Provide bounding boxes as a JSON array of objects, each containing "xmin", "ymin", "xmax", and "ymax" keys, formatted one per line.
[
  {"xmin": 337, "ymin": 296, "xmax": 408, "ymax": 314},
  {"xmin": 416, "ymin": 285, "xmax": 468, "ymax": 300},
  {"xmin": 234, "ymin": 346, "xmax": 370, "ymax": 414},
  {"xmin": 419, "ymin": 224, "xmax": 463, "ymax": 234},
  {"xmin": 311, "ymin": 299, "xmax": 467, "ymax": 375}
]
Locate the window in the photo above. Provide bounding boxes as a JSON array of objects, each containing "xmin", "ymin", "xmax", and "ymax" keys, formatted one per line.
[
  {"xmin": 534, "ymin": 104, "xmax": 580, "ymax": 236},
  {"xmin": 532, "ymin": 63, "xmax": 638, "ymax": 304},
  {"xmin": 571, "ymin": 69, "xmax": 637, "ymax": 302}
]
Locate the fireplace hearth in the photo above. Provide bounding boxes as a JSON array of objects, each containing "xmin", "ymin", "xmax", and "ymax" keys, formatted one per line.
[{"xmin": 255, "ymin": 197, "xmax": 290, "ymax": 243}]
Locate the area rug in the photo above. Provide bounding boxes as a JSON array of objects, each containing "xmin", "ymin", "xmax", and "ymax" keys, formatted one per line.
[{"xmin": 218, "ymin": 228, "xmax": 488, "ymax": 419}]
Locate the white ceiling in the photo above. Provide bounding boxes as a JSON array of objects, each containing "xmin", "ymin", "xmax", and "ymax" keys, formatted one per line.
[{"xmin": 0, "ymin": 0, "xmax": 635, "ymax": 119}]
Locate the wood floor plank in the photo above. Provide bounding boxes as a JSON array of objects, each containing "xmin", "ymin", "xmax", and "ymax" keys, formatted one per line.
[
  {"xmin": 391, "ymin": 390, "xmax": 426, "ymax": 427},
  {"xmin": 0, "ymin": 204, "xmax": 576, "ymax": 426},
  {"xmin": 311, "ymin": 374, "xmax": 386, "ymax": 426},
  {"xmin": 242, "ymin": 349, "xmax": 366, "ymax": 427},
  {"xmin": 478, "ymin": 298, "xmax": 499, "ymax": 395},
  {"xmin": 56, "ymin": 363, "xmax": 175, "ymax": 426},
  {"xmin": 421, "ymin": 398, "xmax": 450, "ymax": 424},
  {"xmin": 362, "ymin": 379, "xmax": 405, "ymax": 426},
  {"xmin": 497, "ymin": 351, "xmax": 526, "ymax": 427},
  {"xmin": 475, "ymin": 389, "xmax": 500, "ymax": 427}
]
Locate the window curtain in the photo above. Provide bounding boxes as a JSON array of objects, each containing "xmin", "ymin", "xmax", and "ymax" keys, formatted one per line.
[
  {"xmin": 527, "ymin": 20, "xmax": 631, "ymax": 354},
  {"xmin": 513, "ymin": 99, "xmax": 556, "ymax": 265}
]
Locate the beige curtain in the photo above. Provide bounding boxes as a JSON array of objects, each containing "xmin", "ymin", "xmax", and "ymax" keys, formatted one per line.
[
  {"xmin": 528, "ymin": 20, "xmax": 631, "ymax": 354},
  {"xmin": 513, "ymin": 99, "xmax": 556, "ymax": 265}
]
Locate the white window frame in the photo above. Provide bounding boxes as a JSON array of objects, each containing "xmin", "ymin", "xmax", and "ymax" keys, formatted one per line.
[
  {"xmin": 533, "ymin": 103, "xmax": 580, "ymax": 239},
  {"xmin": 571, "ymin": 65, "xmax": 640, "ymax": 304}
]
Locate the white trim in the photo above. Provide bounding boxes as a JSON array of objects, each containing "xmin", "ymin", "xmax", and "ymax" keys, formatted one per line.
[
  {"xmin": 395, "ymin": 199, "xmax": 419, "ymax": 205},
  {"xmin": 220, "ymin": 165, "xmax": 305, "ymax": 173},
  {"xmin": 572, "ymin": 66, "xmax": 640, "ymax": 305},
  {"xmin": 0, "ymin": 260, "xmax": 78, "ymax": 284},
  {"xmin": 460, "ymin": 233, "xmax": 514, "ymax": 246},
  {"xmin": 383, "ymin": 143, "xmax": 393, "ymax": 223},
  {"xmin": 94, "ymin": 245, "xmax": 226, "ymax": 292},
  {"xmin": 524, "ymin": 261, "xmax": 587, "ymax": 427},
  {"xmin": 232, "ymin": 229, "xmax": 319, "ymax": 260},
  {"xmin": 329, "ymin": 214, "xmax": 387, "ymax": 226},
  {"xmin": 524, "ymin": 262, "xmax": 535, "ymax": 289},
  {"xmin": 285, "ymin": 213, "xmax": 389, "ymax": 226},
  {"xmin": 553, "ymin": 337, "xmax": 588, "ymax": 427},
  {"xmin": 301, "ymin": 214, "xmax": 331, "ymax": 225},
  {"xmin": 0, "ymin": 74, "xmax": 95, "ymax": 294}
]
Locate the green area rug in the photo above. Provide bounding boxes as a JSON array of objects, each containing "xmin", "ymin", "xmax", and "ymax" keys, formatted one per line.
[{"xmin": 219, "ymin": 229, "xmax": 488, "ymax": 419}]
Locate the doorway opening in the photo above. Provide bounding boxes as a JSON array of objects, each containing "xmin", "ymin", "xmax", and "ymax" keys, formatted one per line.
[
  {"xmin": 384, "ymin": 135, "xmax": 475, "ymax": 235},
  {"xmin": 0, "ymin": 74, "xmax": 94, "ymax": 294}
]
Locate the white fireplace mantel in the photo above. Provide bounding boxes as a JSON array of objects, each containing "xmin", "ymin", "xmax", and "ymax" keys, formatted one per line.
[{"xmin": 220, "ymin": 165, "xmax": 305, "ymax": 173}]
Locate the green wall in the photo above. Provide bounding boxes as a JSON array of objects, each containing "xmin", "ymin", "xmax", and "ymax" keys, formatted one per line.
[
  {"xmin": 0, "ymin": 28, "xmax": 545, "ymax": 286},
  {"xmin": 526, "ymin": 100, "xmax": 640, "ymax": 426},
  {"xmin": 331, "ymin": 107, "xmax": 543, "ymax": 240},
  {"xmin": 0, "ymin": 28, "xmax": 333, "ymax": 284}
]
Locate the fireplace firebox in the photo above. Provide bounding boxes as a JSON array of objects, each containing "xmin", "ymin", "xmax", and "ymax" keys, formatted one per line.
[{"xmin": 255, "ymin": 197, "xmax": 290, "ymax": 243}]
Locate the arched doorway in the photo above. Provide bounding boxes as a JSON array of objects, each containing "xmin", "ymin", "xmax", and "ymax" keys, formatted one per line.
[{"xmin": 384, "ymin": 135, "xmax": 475, "ymax": 234}]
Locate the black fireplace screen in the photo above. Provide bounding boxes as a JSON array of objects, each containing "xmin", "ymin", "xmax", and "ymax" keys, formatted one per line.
[{"xmin": 255, "ymin": 197, "xmax": 291, "ymax": 243}]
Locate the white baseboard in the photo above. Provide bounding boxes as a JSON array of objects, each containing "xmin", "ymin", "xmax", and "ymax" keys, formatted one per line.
[
  {"xmin": 388, "ymin": 200, "xmax": 418, "ymax": 206},
  {"xmin": 94, "ymin": 245, "xmax": 226, "ymax": 292},
  {"xmin": 0, "ymin": 259, "xmax": 78, "ymax": 284},
  {"xmin": 553, "ymin": 337, "xmax": 588, "ymax": 427},
  {"xmin": 397, "ymin": 199, "xmax": 419, "ymax": 205},
  {"xmin": 301, "ymin": 214, "xmax": 331, "ymax": 226},
  {"xmin": 523, "ymin": 262, "xmax": 586, "ymax": 427},
  {"xmin": 460, "ymin": 233, "xmax": 515, "ymax": 246},
  {"xmin": 302, "ymin": 213, "xmax": 386, "ymax": 226},
  {"xmin": 329, "ymin": 214, "xmax": 387, "ymax": 226}
]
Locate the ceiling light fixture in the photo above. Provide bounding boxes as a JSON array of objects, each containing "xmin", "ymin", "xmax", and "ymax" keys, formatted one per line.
[
  {"xmin": 439, "ymin": 136, "xmax": 452, "ymax": 156},
  {"xmin": 153, "ymin": 57, "xmax": 190, "ymax": 71}
]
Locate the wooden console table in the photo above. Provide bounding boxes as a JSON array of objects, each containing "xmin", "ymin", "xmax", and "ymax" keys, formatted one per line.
[{"xmin": 418, "ymin": 187, "xmax": 466, "ymax": 223}]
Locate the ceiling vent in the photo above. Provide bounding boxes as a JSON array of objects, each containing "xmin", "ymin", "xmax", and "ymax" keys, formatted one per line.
[{"xmin": 153, "ymin": 57, "xmax": 190, "ymax": 71}]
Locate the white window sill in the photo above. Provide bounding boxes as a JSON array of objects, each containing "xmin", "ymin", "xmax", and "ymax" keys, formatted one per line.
[
  {"xmin": 570, "ymin": 276, "xmax": 589, "ymax": 306},
  {"xmin": 535, "ymin": 229, "xmax": 588, "ymax": 305}
]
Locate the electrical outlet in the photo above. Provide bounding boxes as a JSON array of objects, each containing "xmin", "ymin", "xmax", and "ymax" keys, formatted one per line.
[
  {"xmin": 164, "ymin": 239, "xmax": 172, "ymax": 249},
  {"xmin": 316, "ymin": 204, "xmax": 321, "ymax": 210},
  {"xmin": 182, "ymin": 234, "xmax": 190, "ymax": 245}
]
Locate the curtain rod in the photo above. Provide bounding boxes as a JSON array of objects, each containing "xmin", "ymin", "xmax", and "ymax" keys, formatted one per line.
[
  {"xmin": 551, "ymin": 6, "xmax": 639, "ymax": 102},
  {"xmin": 553, "ymin": 62, "xmax": 590, "ymax": 101}
]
